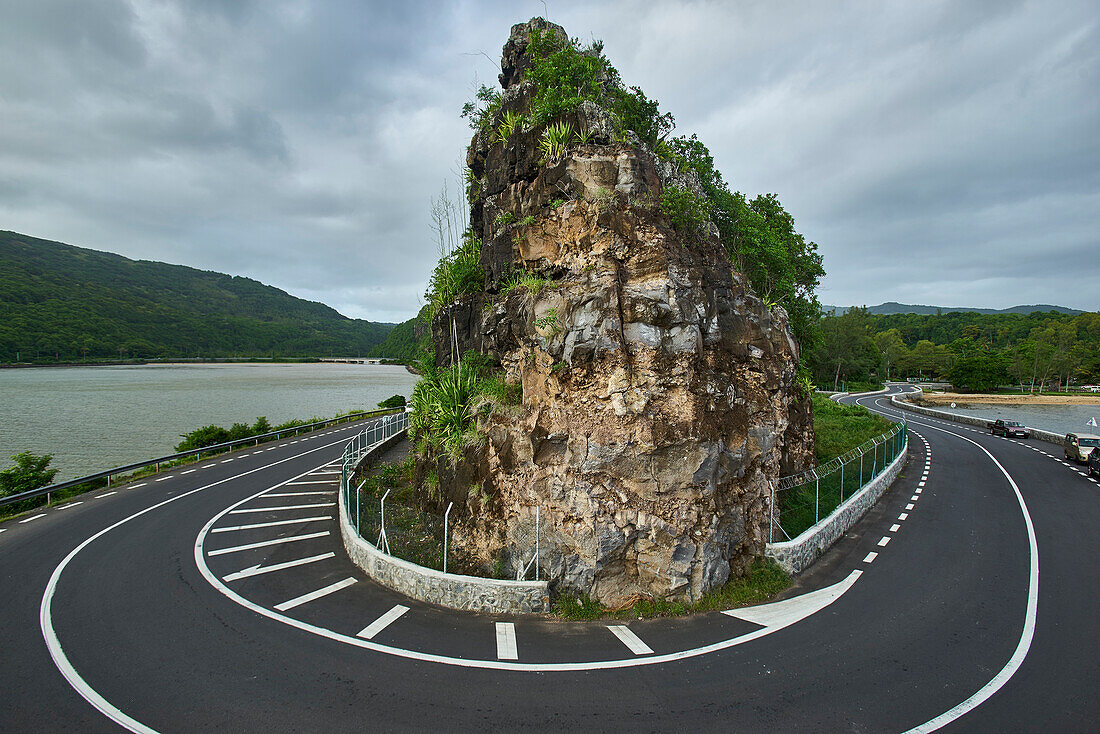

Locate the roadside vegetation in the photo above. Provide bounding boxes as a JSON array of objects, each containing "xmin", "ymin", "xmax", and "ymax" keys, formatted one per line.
[{"xmin": 810, "ymin": 394, "xmax": 895, "ymax": 464}]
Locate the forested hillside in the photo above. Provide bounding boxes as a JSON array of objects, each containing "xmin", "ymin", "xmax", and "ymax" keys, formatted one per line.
[
  {"xmin": 0, "ymin": 231, "xmax": 394, "ymax": 362},
  {"xmin": 807, "ymin": 307, "xmax": 1100, "ymax": 392},
  {"xmin": 366, "ymin": 308, "xmax": 424, "ymax": 362}
]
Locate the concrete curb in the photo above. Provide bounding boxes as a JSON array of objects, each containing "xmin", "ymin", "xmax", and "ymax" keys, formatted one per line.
[
  {"xmin": 890, "ymin": 395, "xmax": 1064, "ymax": 446},
  {"xmin": 338, "ymin": 430, "xmax": 550, "ymax": 615},
  {"xmin": 765, "ymin": 441, "xmax": 908, "ymax": 575}
]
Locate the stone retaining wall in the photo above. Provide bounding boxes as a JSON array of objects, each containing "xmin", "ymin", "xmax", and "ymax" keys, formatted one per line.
[
  {"xmin": 766, "ymin": 441, "xmax": 907, "ymax": 574},
  {"xmin": 338, "ymin": 430, "xmax": 550, "ymax": 614},
  {"xmin": 890, "ymin": 395, "xmax": 1064, "ymax": 446}
]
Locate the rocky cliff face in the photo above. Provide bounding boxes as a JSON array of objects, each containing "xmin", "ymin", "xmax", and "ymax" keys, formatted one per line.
[{"xmin": 432, "ymin": 19, "xmax": 814, "ymax": 604}]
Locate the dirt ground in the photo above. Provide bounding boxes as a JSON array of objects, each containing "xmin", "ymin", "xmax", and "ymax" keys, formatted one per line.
[{"xmin": 917, "ymin": 391, "xmax": 1100, "ymax": 406}]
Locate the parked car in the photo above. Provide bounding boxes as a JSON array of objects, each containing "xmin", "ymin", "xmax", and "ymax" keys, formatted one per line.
[
  {"xmin": 1088, "ymin": 448, "xmax": 1100, "ymax": 478},
  {"xmin": 1064, "ymin": 433, "xmax": 1100, "ymax": 463},
  {"xmin": 989, "ymin": 420, "xmax": 1031, "ymax": 438}
]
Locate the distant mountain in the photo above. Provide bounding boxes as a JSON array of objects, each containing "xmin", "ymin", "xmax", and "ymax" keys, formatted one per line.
[
  {"xmin": 0, "ymin": 230, "xmax": 395, "ymax": 362},
  {"xmin": 821, "ymin": 302, "xmax": 1084, "ymax": 316}
]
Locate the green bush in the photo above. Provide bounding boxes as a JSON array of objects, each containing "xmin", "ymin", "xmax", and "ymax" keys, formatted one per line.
[
  {"xmin": 660, "ymin": 183, "xmax": 710, "ymax": 234},
  {"xmin": 0, "ymin": 451, "xmax": 59, "ymax": 497},
  {"xmin": 378, "ymin": 394, "xmax": 407, "ymax": 410}
]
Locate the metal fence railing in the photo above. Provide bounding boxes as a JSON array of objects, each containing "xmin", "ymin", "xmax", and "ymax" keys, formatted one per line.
[
  {"xmin": 0, "ymin": 407, "xmax": 404, "ymax": 511},
  {"xmin": 770, "ymin": 421, "xmax": 907, "ymax": 543}
]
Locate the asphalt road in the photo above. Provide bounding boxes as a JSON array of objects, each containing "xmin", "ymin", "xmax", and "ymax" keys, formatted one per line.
[{"xmin": 1, "ymin": 387, "xmax": 1096, "ymax": 732}]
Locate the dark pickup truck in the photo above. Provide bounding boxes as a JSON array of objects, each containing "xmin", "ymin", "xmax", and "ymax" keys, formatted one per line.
[{"xmin": 988, "ymin": 419, "xmax": 1031, "ymax": 438}]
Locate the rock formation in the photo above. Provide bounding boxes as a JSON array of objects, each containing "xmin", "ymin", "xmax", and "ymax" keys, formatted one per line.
[{"xmin": 428, "ymin": 18, "xmax": 814, "ymax": 605}]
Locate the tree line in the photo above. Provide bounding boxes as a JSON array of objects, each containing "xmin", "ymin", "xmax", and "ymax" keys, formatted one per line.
[{"xmin": 807, "ymin": 307, "xmax": 1100, "ymax": 392}]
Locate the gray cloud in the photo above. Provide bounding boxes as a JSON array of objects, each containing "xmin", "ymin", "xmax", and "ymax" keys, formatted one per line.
[{"xmin": 0, "ymin": 0, "xmax": 1095, "ymax": 322}]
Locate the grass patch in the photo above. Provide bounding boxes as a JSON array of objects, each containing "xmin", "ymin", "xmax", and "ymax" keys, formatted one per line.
[
  {"xmin": 554, "ymin": 558, "xmax": 790, "ymax": 620},
  {"xmin": 811, "ymin": 394, "xmax": 894, "ymax": 464}
]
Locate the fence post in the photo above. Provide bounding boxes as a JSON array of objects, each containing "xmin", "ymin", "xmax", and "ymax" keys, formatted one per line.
[
  {"xmin": 356, "ymin": 480, "xmax": 362, "ymax": 534},
  {"xmin": 443, "ymin": 502, "xmax": 454, "ymax": 573},
  {"xmin": 815, "ymin": 474, "xmax": 820, "ymax": 523},
  {"xmin": 840, "ymin": 461, "xmax": 845, "ymax": 502},
  {"xmin": 859, "ymin": 449, "xmax": 864, "ymax": 486}
]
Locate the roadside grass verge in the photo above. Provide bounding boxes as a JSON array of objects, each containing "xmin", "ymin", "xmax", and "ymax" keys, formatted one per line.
[
  {"xmin": 811, "ymin": 394, "xmax": 895, "ymax": 464},
  {"xmin": 554, "ymin": 558, "xmax": 790, "ymax": 620}
]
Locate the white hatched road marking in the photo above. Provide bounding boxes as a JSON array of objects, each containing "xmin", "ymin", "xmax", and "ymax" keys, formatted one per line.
[
  {"xmin": 223, "ymin": 552, "xmax": 335, "ymax": 582},
  {"xmin": 358, "ymin": 605, "xmax": 409, "ymax": 639},
  {"xmin": 274, "ymin": 577, "xmax": 357, "ymax": 611},
  {"xmin": 608, "ymin": 626, "xmax": 653, "ymax": 655},
  {"xmin": 211, "ymin": 516, "xmax": 332, "ymax": 533},
  {"xmin": 264, "ymin": 491, "xmax": 334, "ymax": 497},
  {"xmin": 20, "ymin": 513, "xmax": 47, "ymax": 523},
  {"xmin": 286, "ymin": 480, "xmax": 338, "ymax": 486},
  {"xmin": 496, "ymin": 622, "xmax": 519, "ymax": 660},
  {"xmin": 228, "ymin": 503, "xmax": 335, "ymax": 514},
  {"xmin": 863, "ymin": 551, "xmax": 878, "ymax": 563},
  {"xmin": 207, "ymin": 530, "xmax": 330, "ymax": 556}
]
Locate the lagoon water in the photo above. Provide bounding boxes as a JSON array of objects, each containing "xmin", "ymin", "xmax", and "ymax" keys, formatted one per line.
[
  {"xmin": 927, "ymin": 402, "xmax": 1100, "ymax": 437},
  {"xmin": 0, "ymin": 363, "xmax": 419, "ymax": 480}
]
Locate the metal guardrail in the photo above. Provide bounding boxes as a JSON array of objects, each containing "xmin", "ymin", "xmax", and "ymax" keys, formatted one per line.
[
  {"xmin": 0, "ymin": 407, "xmax": 402, "ymax": 510},
  {"xmin": 771, "ymin": 421, "xmax": 907, "ymax": 542}
]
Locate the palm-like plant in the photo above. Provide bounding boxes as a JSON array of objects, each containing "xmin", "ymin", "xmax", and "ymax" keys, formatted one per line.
[{"xmin": 539, "ymin": 121, "xmax": 574, "ymax": 164}]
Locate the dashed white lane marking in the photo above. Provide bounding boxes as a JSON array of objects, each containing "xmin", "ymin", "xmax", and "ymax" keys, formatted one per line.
[
  {"xmin": 155, "ymin": 476, "xmax": 172, "ymax": 482},
  {"xmin": 608, "ymin": 625, "xmax": 653, "ymax": 655},
  {"xmin": 358, "ymin": 604, "xmax": 409, "ymax": 639},
  {"xmin": 223, "ymin": 552, "xmax": 335, "ymax": 582},
  {"xmin": 207, "ymin": 530, "xmax": 331, "ymax": 556},
  {"xmin": 918, "ymin": 481, "xmax": 926, "ymax": 487},
  {"xmin": 210, "ymin": 516, "xmax": 332, "ymax": 534},
  {"xmin": 58, "ymin": 502, "xmax": 83, "ymax": 510},
  {"xmin": 916, "ymin": 488, "xmax": 923, "ymax": 494},
  {"xmin": 181, "ymin": 469, "xmax": 196, "ymax": 475},
  {"xmin": 97, "ymin": 491, "xmax": 116, "ymax": 498},
  {"xmin": 221, "ymin": 459, "xmax": 234, "ymax": 463},
  {"xmin": 20, "ymin": 513, "xmax": 47, "ymax": 523},
  {"xmin": 899, "ymin": 513, "xmax": 909, "ymax": 520},
  {"xmin": 496, "ymin": 622, "xmax": 519, "ymax": 660},
  {"xmin": 228, "ymin": 503, "xmax": 336, "ymax": 514},
  {"xmin": 274, "ymin": 577, "xmax": 357, "ymax": 612},
  {"xmin": 0, "ymin": 528, "xmax": 6, "ymax": 533},
  {"xmin": 877, "ymin": 536, "xmax": 891, "ymax": 547},
  {"xmin": 863, "ymin": 551, "xmax": 878, "ymax": 563},
  {"xmin": 890, "ymin": 524, "xmax": 901, "ymax": 532},
  {"xmin": 286, "ymin": 480, "xmax": 337, "ymax": 485},
  {"xmin": 129, "ymin": 483, "xmax": 147, "ymax": 488},
  {"xmin": 264, "ymin": 491, "xmax": 333, "ymax": 497},
  {"xmin": 911, "ymin": 495, "xmax": 919, "ymax": 501},
  {"xmin": 906, "ymin": 503, "xmax": 915, "ymax": 510}
]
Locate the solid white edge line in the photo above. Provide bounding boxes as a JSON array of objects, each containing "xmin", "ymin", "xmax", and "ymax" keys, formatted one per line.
[
  {"xmin": 358, "ymin": 605, "xmax": 410, "ymax": 639},
  {"xmin": 40, "ymin": 433, "xmax": 357, "ymax": 734},
  {"xmin": 207, "ymin": 530, "xmax": 330, "ymax": 556},
  {"xmin": 608, "ymin": 625, "xmax": 653, "ymax": 655},
  {"xmin": 496, "ymin": 622, "xmax": 519, "ymax": 660},
  {"xmin": 860, "ymin": 393, "xmax": 1041, "ymax": 734}
]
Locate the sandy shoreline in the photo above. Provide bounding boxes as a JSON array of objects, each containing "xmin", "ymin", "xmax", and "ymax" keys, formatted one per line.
[{"xmin": 916, "ymin": 392, "xmax": 1100, "ymax": 406}]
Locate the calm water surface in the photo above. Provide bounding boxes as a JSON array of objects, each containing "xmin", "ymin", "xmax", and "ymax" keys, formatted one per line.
[
  {"xmin": 0, "ymin": 363, "xmax": 419, "ymax": 480},
  {"xmin": 929, "ymin": 402, "xmax": 1100, "ymax": 437}
]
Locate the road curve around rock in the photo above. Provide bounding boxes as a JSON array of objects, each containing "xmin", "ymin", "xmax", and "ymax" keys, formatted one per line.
[{"xmin": 1, "ymin": 390, "xmax": 1096, "ymax": 732}]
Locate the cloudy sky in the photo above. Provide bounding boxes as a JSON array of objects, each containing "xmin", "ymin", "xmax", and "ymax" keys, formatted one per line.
[{"xmin": 1, "ymin": 0, "xmax": 1096, "ymax": 322}]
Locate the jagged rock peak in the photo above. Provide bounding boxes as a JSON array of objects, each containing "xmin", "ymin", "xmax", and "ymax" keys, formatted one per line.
[{"xmin": 499, "ymin": 17, "xmax": 567, "ymax": 89}]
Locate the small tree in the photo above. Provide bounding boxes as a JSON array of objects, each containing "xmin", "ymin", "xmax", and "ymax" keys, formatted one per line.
[
  {"xmin": 0, "ymin": 452, "xmax": 59, "ymax": 497},
  {"xmin": 378, "ymin": 394, "xmax": 407, "ymax": 410}
]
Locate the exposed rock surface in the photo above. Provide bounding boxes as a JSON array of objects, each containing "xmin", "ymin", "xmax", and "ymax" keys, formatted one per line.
[{"xmin": 434, "ymin": 19, "xmax": 814, "ymax": 604}]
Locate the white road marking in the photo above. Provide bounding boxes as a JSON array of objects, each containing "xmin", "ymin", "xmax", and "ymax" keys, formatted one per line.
[
  {"xmin": 20, "ymin": 513, "xmax": 47, "ymax": 523},
  {"xmin": 155, "ymin": 477, "xmax": 172, "ymax": 482},
  {"xmin": 918, "ymin": 481, "xmax": 926, "ymax": 487},
  {"xmin": 207, "ymin": 530, "xmax": 330, "ymax": 556},
  {"xmin": 221, "ymin": 459, "xmax": 234, "ymax": 463},
  {"xmin": 286, "ymin": 480, "xmax": 337, "ymax": 485},
  {"xmin": 222, "ymin": 552, "xmax": 335, "ymax": 582},
  {"xmin": 264, "ymin": 491, "xmax": 333, "ymax": 497},
  {"xmin": 181, "ymin": 469, "xmax": 196, "ymax": 475},
  {"xmin": 890, "ymin": 524, "xmax": 901, "ymax": 532},
  {"xmin": 608, "ymin": 625, "xmax": 653, "ymax": 655},
  {"xmin": 899, "ymin": 513, "xmax": 909, "ymax": 520},
  {"xmin": 916, "ymin": 488, "xmax": 923, "ymax": 494},
  {"xmin": 97, "ymin": 491, "xmax": 116, "ymax": 498},
  {"xmin": 358, "ymin": 605, "xmax": 410, "ymax": 639},
  {"xmin": 877, "ymin": 536, "xmax": 891, "ymax": 547},
  {"xmin": 58, "ymin": 502, "xmax": 83, "ymax": 510},
  {"xmin": 210, "ymin": 516, "xmax": 332, "ymax": 533},
  {"xmin": 496, "ymin": 622, "xmax": 519, "ymax": 660},
  {"xmin": 0, "ymin": 528, "xmax": 5, "ymax": 533},
  {"xmin": 863, "ymin": 552, "xmax": 878, "ymax": 563},
  {"xmin": 129, "ymin": 483, "xmax": 147, "ymax": 488},
  {"xmin": 310, "ymin": 471, "xmax": 342, "ymax": 476},
  {"xmin": 274, "ymin": 577, "xmax": 357, "ymax": 611},
  {"xmin": 906, "ymin": 503, "xmax": 915, "ymax": 510},
  {"xmin": 228, "ymin": 503, "xmax": 335, "ymax": 514},
  {"xmin": 911, "ymin": 495, "xmax": 919, "ymax": 501}
]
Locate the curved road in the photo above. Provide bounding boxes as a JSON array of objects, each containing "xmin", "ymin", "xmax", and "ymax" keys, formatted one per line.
[{"xmin": 1, "ymin": 388, "xmax": 1096, "ymax": 731}]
